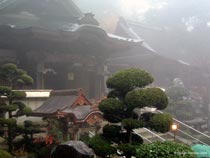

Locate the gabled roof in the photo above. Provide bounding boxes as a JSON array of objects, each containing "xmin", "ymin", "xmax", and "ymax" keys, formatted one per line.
[
  {"xmin": 115, "ymin": 17, "xmax": 157, "ymax": 53},
  {"xmin": 34, "ymin": 89, "xmax": 91, "ymax": 114},
  {"xmin": 32, "ymin": 89, "xmax": 102, "ymax": 122}
]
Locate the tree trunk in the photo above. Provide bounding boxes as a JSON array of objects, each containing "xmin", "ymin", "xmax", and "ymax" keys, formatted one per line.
[
  {"xmin": 127, "ymin": 130, "xmax": 132, "ymax": 143},
  {"xmin": 8, "ymin": 125, "xmax": 12, "ymax": 152}
]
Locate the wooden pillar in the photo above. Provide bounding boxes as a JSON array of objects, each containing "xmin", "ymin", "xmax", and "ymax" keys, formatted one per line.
[{"xmin": 95, "ymin": 60, "xmax": 107, "ymax": 99}]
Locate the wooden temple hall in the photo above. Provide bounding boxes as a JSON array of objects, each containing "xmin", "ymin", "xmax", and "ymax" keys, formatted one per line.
[{"xmin": 0, "ymin": 0, "xmax": 152, "ymax": 99}]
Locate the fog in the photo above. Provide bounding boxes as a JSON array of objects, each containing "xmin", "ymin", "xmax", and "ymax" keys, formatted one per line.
[
  {"xmin": 74, "ymin": 0, "xmax": 210, "ymax": 67},
  {"xmin": 72, "ymin": 0, "xmax": 210, "ymax": 124}
]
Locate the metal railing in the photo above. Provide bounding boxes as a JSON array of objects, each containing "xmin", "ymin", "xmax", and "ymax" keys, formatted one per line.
[
  {"xmin": 133, "ymin": 130, "xmax": 152, "ymax": 143},
  {"xmin": 157, "ymin": 110, "xmax": 210, "ymax": 145},
  {"xmin": 134, "ymin": 127, "xmax": 166, "ymax": 143},
  {"xmin": 142, "ymin": 128, "xmax": 165, "ymax": 142}
]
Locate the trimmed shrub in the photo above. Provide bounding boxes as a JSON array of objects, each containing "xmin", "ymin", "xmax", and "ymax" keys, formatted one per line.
[
  {"xmin": 149, "ymin": 113, "xmax": 173, "ymax": 133},
  {"xmin": 136, "ymin": 141, "xmax": 195, "ymax": 158}
]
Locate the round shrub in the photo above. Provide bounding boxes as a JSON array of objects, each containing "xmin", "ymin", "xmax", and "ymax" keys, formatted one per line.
[
  {"xmin": 103, "ymin": 124, "xmax": 121, "ymax": 142},
  {"xmin": 23, "ymin": 107, "xmax": 32, "ymax": 115},
  {"xmin": 126, "ymin": 89, "xmax": 148, "ymax": 110},
  {"xmin": 122, "ymin": 119, "xmax": 144, "ymax": 131},
  {"xmin": 89, "ymin": 135, "xmax": 116, "ymax": 157},
  {"xmin": 144, "ymin": 88, "xmax": 168, "ymax": 110},
  {"xmin": 99, "ymin": 98, "xmax": 124, "ymax": 123},
  {"xmin": 126, "ymin": 88, "xmax": 168, "ymax": 111},
  {"xmin": 149, "ymin": 113, "xmax": 173, "ymax": 133},
  {"xmin": 21, "ymin": 74, "xmax": 34, "ymax": 85},
  {"xmin": 106, "ymin": 68, "xmax": 154, "ymax": 93}
]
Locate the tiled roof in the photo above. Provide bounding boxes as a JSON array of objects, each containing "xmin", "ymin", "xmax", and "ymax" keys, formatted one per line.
[
  {"xmin": 34, "ymin": 95, "xmax": 77, "ymax": 114},
  {"xmin": 32, "ymin": 89, "xmax": 101, "ymax": 122}
]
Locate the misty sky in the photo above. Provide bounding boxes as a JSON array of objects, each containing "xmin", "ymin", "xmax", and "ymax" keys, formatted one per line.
[
  {"xmin": 74, "ymin": 0, "xmax": 167, "ymax": 20},
  {"xmin": 73, "ymin": 0, "xmax": 210, "ymax": 66},
  {"xmin": 74, "ymin": 0, "xmax": 210, "ymax": 31}
]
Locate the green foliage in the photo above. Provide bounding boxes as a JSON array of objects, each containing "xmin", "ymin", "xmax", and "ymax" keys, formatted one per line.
[
  {"xmin": 23, "ymin": 107, "xmax": 32, "ymax": 115},
  {"xmin": 149, "ymin": 113, "xmax": 173, "ymax": 133},
  {"xmin": 125, "ymin": 89, "xmax": 147, "ymax": 110},
  {"xmin": 106, "ymin": 68, "xmax": 153, "ymax": 94},
  {"xmin": 11, "ymin": 91, "xmax": 26, "ymax": 99},
  {"xmin": 24, "ymin": 120, "xmax": 33, "ymax": 128},
  {"xmin": 79, "ymin": 132, "xmax": 91, "ymax": 145},
  {"xmin": 7, "ymin": 104, "xmax": 18, "ymax": 111},
  {"xmin": 136, "ymin": 141, "xmax": 195, "ymax": 158},
  {"xmin": 99, "ymin": 98, "xmax": 124, "ymax": 123},
  {"xmin": 122, "ymin": 119, "xmax": 144, "ymax": 131},
  {"xmin": 0, "ymin": 63, "xmax": 34, "ymax": 152},
  {"xmin": 91, "ymin": 68, "xmax": 171, "ymax": 157},
  {"xmin": 99, "ymin": 98, "xmax": 124, "ymax": 113},
  {"xmin": 20, "ymin": 75, "xmax": 34, "ymax": 85},
  {"xmin": 143, "ymin": 88, "xmax": 168, "ymax": 110},
  {"xmin": 0, "ymin": 149, "xmax": 12, "ymax": 158},
  {"xmin": 102, "ymin": 124, "xmax": 121, "ymax": 142},
  {"xmin": 13, "ymin": 102, "xmax": 26, "ymax": 110},
  {"xmin": 89, "ymin": 135, "xmax": 116, "ymax": 158},
  {"xmin": 118, "ymin": 144, "xmax": 137, "ymax": 158},
  {"xmin": 107, "ymin": 90, "xmax": 120, "ymax": 98},
  {"xmin": 126, "ymin": 88, "xmax": 168, "ymax": 110},
  {"xmin": 131, "ymin": 133, "xmax": 143, "ymax": 145},
  {"xmin": 0, "ymin": 86, "xmax": 11, "ymax": 95},
  {"xmin": 0, "ymin": 63, "xmax": 34, "ymax": 88},
  {"xmin": 0, "ymin": 118, "xmax": 16, "ymax": 126}
]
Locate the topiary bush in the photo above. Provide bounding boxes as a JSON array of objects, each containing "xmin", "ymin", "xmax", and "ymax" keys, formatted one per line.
[
  {"xmin": 118, "ymin": 144, "xmax": 137, "ymax": 158},
  {"xmin": 90, "ymin": 68, "xmax": 171, "ymax": 158},
  {"xmin": 136, "ymin": 141, "xmax": 195, "ymax": 158},
  {"xmin": 88, "ymin": 135, "xmax": 116, "ymax": 158},
  {"xmin": 99, "ymin": 98, "xmax": 124, "ymax": 123},
  {"xmin": 106, "ymin": 68, "xmax": 154, "ymax": 94},
  {"xmin": 149, "ymin": 113, "xmax": 173, "ymax": 133},
  {"xmin": 102, "ymin": 124, "xmax": 121, "ymax": 142}
]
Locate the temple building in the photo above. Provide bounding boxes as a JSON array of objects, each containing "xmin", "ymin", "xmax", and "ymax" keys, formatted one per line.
[{"xmin": 0, "ymin": 0, "xmax": 154, "ymax": 99}]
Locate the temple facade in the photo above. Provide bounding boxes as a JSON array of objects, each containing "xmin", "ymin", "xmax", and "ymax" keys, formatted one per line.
[{"xmin": 0, "ymin": 0, "xmax": 152, "ymax": 99}]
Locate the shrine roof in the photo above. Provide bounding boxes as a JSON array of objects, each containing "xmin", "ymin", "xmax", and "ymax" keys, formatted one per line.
[
  {"xmin": 34, "ymin": 95, "xmax": 78, "ymax": 114},
  {"xmin": 33, "ymin": 89, "xmax": 82, "ymax": 114},
  {"xmin": 32, "ymin": 89, "xmax": 101, "ymax": 122},
  {"xmin": 63, "ymin": 106, "xmax": 98, "ymax": 121}
]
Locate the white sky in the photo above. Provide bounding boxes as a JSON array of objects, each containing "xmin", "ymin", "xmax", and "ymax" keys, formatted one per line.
[
  {"xmin": 74, "ymin": 0, "xmax": 168, "ymax": 20},
  {"xmin": 120, "ymin": 0, "xmax": 167, "ymax": 19}
]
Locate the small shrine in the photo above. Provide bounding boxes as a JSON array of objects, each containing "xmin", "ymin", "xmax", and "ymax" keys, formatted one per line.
[{"xmin": 31, "ymin": 89, "xmax": 103, "ymax": 141}]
